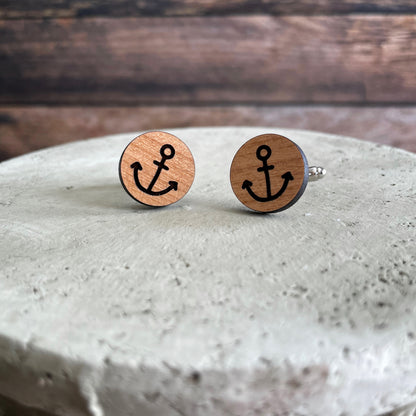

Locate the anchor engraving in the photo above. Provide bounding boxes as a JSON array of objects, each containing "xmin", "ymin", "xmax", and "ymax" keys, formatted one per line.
[
  {"xmin": 242, "ymin": 145, "xmax": 294, "ymax": 202},
  {"xmin": 130, "ymin": 144, "xmax": 178, "ymax": 196}
]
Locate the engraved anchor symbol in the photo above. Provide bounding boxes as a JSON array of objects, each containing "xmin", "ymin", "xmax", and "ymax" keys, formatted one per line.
[
  {"xmin": 130, "ymin": 144, "xmax": 178, "ymax": 196},
  {"xmin": 242, "ymin": 145, "xmax": 294, "ymax": 202}
]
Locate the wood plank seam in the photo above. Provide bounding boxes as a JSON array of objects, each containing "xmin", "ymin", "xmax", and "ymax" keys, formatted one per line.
[{"xmin": 2, "ymin": 0, "xmax": 416, "ymax": 19}]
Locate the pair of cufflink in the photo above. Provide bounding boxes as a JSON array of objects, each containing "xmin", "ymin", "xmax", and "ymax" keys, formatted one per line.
[{"xmin": 119, "ymin": 131, "xmax": 326, "ymax": 213}]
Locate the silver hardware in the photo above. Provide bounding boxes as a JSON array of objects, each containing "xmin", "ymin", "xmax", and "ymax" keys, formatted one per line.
[{"xmin": 308, "ymin": 166, "xmax": 326, "ymax": 181}]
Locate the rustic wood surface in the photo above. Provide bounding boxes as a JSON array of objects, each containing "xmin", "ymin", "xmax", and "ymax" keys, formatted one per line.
[
  {"xmin": 230, "ymin": 133, "xmax": 308, "ymax": 212},
  {"xmin": 1, "ymin": 105, "xmax": 414, "ymax": 162},
  {"xmin": 1, "ymin": 16, "xmax": 415, "ymax": 105},
  {"xmin": 119, "ymin": 131, "xmax": 195, "ymax": 207},
  {"xmin": 0, "ymin": 1, "xmax": 415, "ymax": 161},
  {"xmin": 1, "ymin": 0, "xmax": 416, "ymax": 18}
]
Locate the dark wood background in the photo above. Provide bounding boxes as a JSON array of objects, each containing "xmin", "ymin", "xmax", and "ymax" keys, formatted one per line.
[{"xmin": 1, "ymin": 0, "xmax": 415, "ymax": 161}]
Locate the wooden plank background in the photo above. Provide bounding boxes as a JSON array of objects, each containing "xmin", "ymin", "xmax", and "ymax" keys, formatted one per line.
[
  {"xmin": 0, "ymin": 0, "xmax": 415, "ymax": 161},
  {"xmin": 1, "ymin": 16, "xmax": 416, "ymax": 105}
]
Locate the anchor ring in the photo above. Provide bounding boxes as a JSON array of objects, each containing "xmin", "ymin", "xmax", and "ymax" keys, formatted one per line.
[
  {"xmin": 160, "ymin": 144, "xmax": 175, "ymax": 159},
  {"xmin": 256, "ymin": 145, "xmax": 272, "ymax": 162}
]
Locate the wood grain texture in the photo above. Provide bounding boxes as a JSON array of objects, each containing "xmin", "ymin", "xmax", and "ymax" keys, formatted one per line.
[
  {"xmin": 1, "ymin": 0, "xmax": 416, "ymax": 19},
  {"xmin": 230, "ymin": 133, "xmax": 308, "ymax": 212},
  {"xmin": 1, "ymin": 105, "xmax": 415, "ymax": 162},
  {"xmin": 1, "ymin": 16, "xmax": 415, "ymax": 105},
  {"xmin": 119, "ymin": 131, "xmax": 195, "ymax": 206}
]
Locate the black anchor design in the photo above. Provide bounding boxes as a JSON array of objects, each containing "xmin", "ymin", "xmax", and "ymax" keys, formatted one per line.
[
  {"xmin": 242, "ymin": 145, "xmax": 294, "ymax": 202},
  {"xmin": 130, "ymin": 144, "xmax": 178, "ymax": 196}
]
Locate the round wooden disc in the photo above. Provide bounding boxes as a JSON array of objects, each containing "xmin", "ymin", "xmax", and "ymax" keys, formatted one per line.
[
  {"xmin": 230, "ymin": 133, "xmax": 309, "ymax": 212},
  {"xmin": 119, "ymin": 131, "xmax": 195, "ymax": 207}
]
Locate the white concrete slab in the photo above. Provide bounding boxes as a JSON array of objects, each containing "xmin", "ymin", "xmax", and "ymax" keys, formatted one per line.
[{"xmin": 0, "ymin": 127, "xmax": 415, "ymax": 416}]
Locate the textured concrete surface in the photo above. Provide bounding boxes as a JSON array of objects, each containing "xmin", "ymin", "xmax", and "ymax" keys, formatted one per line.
[{"xmin": 0, "ymin": 127, "xmax": 415, "ymax": 416}]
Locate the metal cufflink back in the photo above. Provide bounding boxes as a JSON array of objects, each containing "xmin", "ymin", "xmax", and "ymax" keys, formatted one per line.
[
  {"xmin": 230, "ymin": 133, "xmax": 326, "ymax": 213},
  {"xmin": 119, "ymin": 131, "xmax": 195, "ymax": 207}
]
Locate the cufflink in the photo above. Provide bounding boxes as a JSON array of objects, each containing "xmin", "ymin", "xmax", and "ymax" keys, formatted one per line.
[
  {"xmin": 230, "ymin": 133, "xmax": 325, "ymax": 213},
  {"xmin": 119, "ymin": 131, "xmax": 195, "ymax": 207}
]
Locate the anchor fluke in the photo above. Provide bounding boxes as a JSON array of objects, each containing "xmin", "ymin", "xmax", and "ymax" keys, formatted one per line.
[
  {"xmin": 242, "ymin": 180, "xmax": 253, "ymax": 190},
  {"xmin": 169, "ymin": 181, "xmax": 178, "ymax": 191},
  {"xmin": 130, "ymin": 161, "xmax": 142, "ymax": 170},
  {"xmin": 281, "ymin": 171, "xmax": 294, "ymax": 181}
]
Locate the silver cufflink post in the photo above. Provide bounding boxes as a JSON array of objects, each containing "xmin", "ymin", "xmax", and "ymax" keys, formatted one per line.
[{"xmin": 308, "ymin": 166, "xmax": 326, "ymax": 181}]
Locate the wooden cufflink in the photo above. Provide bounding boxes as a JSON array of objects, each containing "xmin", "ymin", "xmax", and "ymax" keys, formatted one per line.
[
  {"xmin": 119, "ymin": 131, "xmax": 195, "ymax": 207},
  {"xmin": 230, "ymin": 133, "xmax": 326, "ymax": 213}
]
